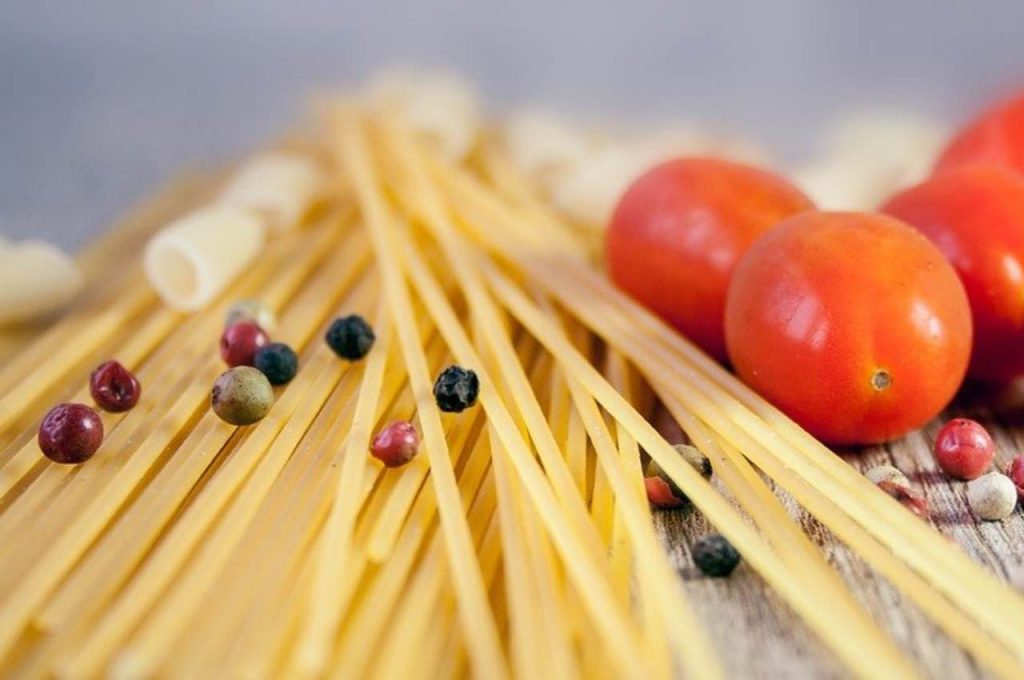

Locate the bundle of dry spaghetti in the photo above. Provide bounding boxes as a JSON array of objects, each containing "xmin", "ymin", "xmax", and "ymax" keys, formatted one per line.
[{"xmin": 0, "ymin": 89, "xmax": 1020, "ymax": 680}]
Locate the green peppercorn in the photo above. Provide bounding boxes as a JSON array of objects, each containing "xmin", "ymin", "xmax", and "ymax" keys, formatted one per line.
[
  {"xmin": 225, "ymin": 299, "xmax": 277, "ymax": 332},
  {"xmin": 673, "ymin": 443, "xmax": 712, "ymax": 477},
  {"xmin": 254, "ymin": 342, "xmax": 299, "ymax": 385},
  {"xmin": 692, "ymin": 534, "xmax": 741, "ymax": 578},
  {"xmin": 211, "ymin": 367, "xmax": 274, "ymax": 425},
  {"xmin": 433, "ymin": 365, "xmax": 479, "ymax": 412},
  {"xmin": 325, "ymin": 315, "xmax": 375, "ymax": 360}
]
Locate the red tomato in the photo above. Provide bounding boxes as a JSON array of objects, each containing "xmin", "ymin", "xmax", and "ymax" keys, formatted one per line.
[
  {"xmin": 935, "ymin": 93, "xmax": 1024, "ymax": 175},
  {"xmin": 882, "ymin": 166, "xmax": 1024, "ymax": 382},
  {"xmin": 606, "ymin": 157, "xmax": 813, "ymax": 361},
  {"xmin": 724, "ymin": 212, "xmax": 972, "ymax": 445}
]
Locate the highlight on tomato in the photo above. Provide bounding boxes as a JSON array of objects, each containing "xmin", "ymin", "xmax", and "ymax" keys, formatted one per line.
[
  {"xmin": 934, "ymin": 91, "xmax": 1024, "ymax": 176},
  {"xmin": 605, "ymin": 157, "xmax": 814, "ymax": 361},
  {"xmin": 882, "ymin": 165, "xmax": 1024, "ymax": 382},
  {"xmin": 724, "ymin": 212, "xmax": 972, "ymax": 445}
]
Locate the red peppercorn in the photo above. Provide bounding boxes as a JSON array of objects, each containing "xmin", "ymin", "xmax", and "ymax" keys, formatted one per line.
[
  {"xmin": 220, "ymin": 321, "xmax": 270, "ymax": 367},
  {"xmin": 876, "ymin": 480, "xmax": 929, "ymax": 519},
  {"xmin": 90, "ymin": 360, "xmax": 141, "ymax": 412},
  {"xmin": 933, "ymin": 418, "xmax": 995, "ymax": 480},
  {"xmin": 1006, "ymin": 456, "xmax": 1024, "ymax": 501},
  {"xmin": 644, "ymin": 476, "xmax": 688, "ymax": 509},
  {"xmin": 371, "ymin": 421, "xmax": 420, "ymax": 467},
  {"xmin": 38, "ymin": 403, "xmax": 104, "ymax": 464}
]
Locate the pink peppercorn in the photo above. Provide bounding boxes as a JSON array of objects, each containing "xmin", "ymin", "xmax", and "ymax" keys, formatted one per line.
[
  {"xmin": 876, "ymin": 480, "xmax": 929, "ymax": 519},
  {"xmin": 38, "ymin": 403, "xmax": 104, "ymax": 464},
  {"xmin": 933, "ymin": 418, "xmax": 995, "ymax": 480},
  {"xmin": 644, "ymin": 476, "xmax": 688, "ymax": 509},
  {"xmin": 371, "ymin": 421, "xmax": 420, "ymax": 467},
  {"xmin": 1006, "ymin": 456, "xmax": 1024, "ymax": 501},
  {"xmin": 90, "ymin": 360, "xmax": 141, "ymax": 412},
  {"xmin": 220, "ymin": 321, "xmax": 270, "ymax": 368}
]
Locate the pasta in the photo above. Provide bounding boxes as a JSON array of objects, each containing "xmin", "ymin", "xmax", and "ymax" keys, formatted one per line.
[
  {"xmin": 144, "ymin": 204, "xmax": 266, "ymax": 310},
  {"xmin": 501, "ymin": 109, "xmax": 594, "ymax": 190},
  {"xmin": 0, "ymin": 240, "xmax": 82, "ymax": 325},
  {"xmin": 792, "ymin": 112, "xmax": 948, "ymax": 209},
  {"xmin": 365, "ymin": 70, "xmax": 480, "ymax": 161},
  {"xmin": 217, "ymin": 152, "xmax": 323, "ymax": 230}
]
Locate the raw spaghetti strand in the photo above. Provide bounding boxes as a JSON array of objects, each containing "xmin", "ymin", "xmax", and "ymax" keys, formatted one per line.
[
  {"xmin": 334, "ymin": 107, "xmax": 508, "ymax": 679},
  {"xmin": 292, "ymin": 308, "xmax": 393, "ymax": 676},
  {"xmin": 385, "ymin": 208, "xmax": 649, "ymax": 675}
]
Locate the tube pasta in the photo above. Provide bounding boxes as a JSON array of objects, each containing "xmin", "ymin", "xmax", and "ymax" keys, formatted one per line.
[
  {"xmin": 792, "ymin": 112, "xmax": 947, "ymax": 210},
  {"xmin": 365, "ymin": 70, "xmax": 480, "ymax": 161},
  {"xmin": 501, "ymin": 110, "xmax": 594, "ymax": 190},
  {"xmin": 0, "ymin": 240, "xmax": 83, "ymax": 324},
  {"xmin": 144, "ymin": 205, "xmax": 266, "ymax": 311},
  {"xmin": 217, "ymin": 153, "xmax": 323, "ymax": 231}
]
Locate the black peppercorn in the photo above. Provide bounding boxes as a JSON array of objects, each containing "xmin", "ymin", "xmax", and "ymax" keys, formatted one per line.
[
  {"xmin": 692, "ymin": 534, "xmax": 741, "ymax": 578},
  {"xmin": 254, "ymin": 342, "xmax": 299, "ymax": 385},
  {"xmin": 433, "ymin": 365, "xmax": 479, "ymax": 413},
  {"xmin": 325, "ymin": 315, "xmax": 375, "ymax": 360}
]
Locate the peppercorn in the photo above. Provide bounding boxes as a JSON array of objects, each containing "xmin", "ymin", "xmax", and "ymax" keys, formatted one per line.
[
  {"xmin": 692, "ymin": 534, "xmax": 741, "ymax": 577},
  {"xmin": 876, "ymin": 480, "xmax": 929, "ymax": 519},
  {"xmin": 89, "ymin": 360, "xmax": 141, "ymax": 412},
  {"xmin": 865, "ymin": 464, "xmax": 910, "ymax": 488},
  {"xmin": 38, "ymin": 403, "xmax": 104, "ymax": 464},
  {"xmin": 371, "ymin": 421, "xmax": 421, "ymax": 467},
  {"xmin": 644, "ymin": 445, "xmax": 712, "ymax": 508},
  {"xmin": 220, "ymin": 321, "xmax": 270, "ymax": 367},
  {"xmin": 433, "ymin": 365, "xmax": 479, "ymax": 413},
  {"xmin": 1006, "ymin": 456, "xmax": 1024, "ymax": 501},
  {"xmin": 225, "ymin": 299, "xmax": 277, "ymax": 332},
  {"xmin": 967, "ymin": 472, "xmax": 1017, "ymax": 521},
  {"xmin": 674, "ymin": 443, "xmax": 712, "ymax": 477},
  {"xmin": 325, "ymin": 315, "xmax": 375, "ymax": 360},
  {"xmin": 253, "ymin": 342, "xmax": 299, "ymax": 385},
  {"xmin": 211, "ymin": 367, "xmax": 274, "ymax": 426},
  {"xmin": 933, "ymin": 418, "xmax": 994, "ymax": 480},
  {"xmin": 644, "ymin": 475, "xmax": 688, "ymax": 509}
]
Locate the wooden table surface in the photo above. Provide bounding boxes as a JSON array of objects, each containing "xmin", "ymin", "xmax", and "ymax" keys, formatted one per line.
[{"xmin": 3, "ymin": 176, "xmax": 1022, "ymax": 679}]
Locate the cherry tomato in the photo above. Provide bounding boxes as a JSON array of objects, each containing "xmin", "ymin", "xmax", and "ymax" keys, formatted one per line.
[
  {"xmin": 606, "ymin": 157, "xmax": 813, "ymax": 361},
  {"xmin": 724, "ymin": 212, "xmax": 972, "ymax": 445},
  {"xmin": 882, "ymin": 166, "xmax": 1024, "ymax": 382},
  {"xmin": 934, "ymin": 92, "xmax": 1024, "ymax": 175},
  {"xmin": 932, "ymin": 418, "xmax": 994, "ymax": 480}
]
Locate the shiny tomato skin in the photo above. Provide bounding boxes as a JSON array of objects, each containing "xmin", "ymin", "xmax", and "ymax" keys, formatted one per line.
[
  {"xmin": 724, "ymin": 212, "xmax": 972, "ymax": 445},
  {"xmin": 882, "ymin": 166, "xmax": 1024, "ymax": 382},
  {"xmin": 935, "ymin": 93, "xmax": 1024, "ymax": 175},
  {"xmin": 606, "ymin": 157, "xmax": 814, "ymax": 361}
]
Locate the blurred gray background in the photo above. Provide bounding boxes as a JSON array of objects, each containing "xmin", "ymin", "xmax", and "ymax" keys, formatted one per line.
[{"xmin": 1, "ymin": 0, "xmax": 1022, "ymax": 250}]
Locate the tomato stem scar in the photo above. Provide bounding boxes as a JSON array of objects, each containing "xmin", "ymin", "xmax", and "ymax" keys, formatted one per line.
[{"xmin": 871, "ymin": 369, "xmax": 892, "ymax": 391}]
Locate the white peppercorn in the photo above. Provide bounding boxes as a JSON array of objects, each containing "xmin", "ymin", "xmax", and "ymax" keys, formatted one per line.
[
  {"xmin": 966, "ymin": 473, "xmax": 1018, "ymax": 521},
  {"xmin": 865, "ymin": 464, "xmax": 909, "ymax": 488},
  {"xmin": 225, "ymin": 299, "xmax": 277, "ymax": 332}
]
